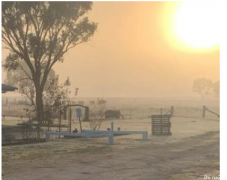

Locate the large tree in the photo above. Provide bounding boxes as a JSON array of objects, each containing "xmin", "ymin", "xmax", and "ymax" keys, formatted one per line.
[
  {"xmin": 4, "ymin": 61, "xmax": 71, "ymax": 122},
  {"xmin": 2, "ymin": 2, "xmax": 97, "ymax": 137}
]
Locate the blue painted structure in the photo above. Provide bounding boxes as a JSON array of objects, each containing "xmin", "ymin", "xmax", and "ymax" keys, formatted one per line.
[
  {"xmin": 45, "ymin": 122, "xmax": 148, "ymax": 145},
  {"xmin": 45, "ymin": 131, "xmax": 113, "ymax": 145}
]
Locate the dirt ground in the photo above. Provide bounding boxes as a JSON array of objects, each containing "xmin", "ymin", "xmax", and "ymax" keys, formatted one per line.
[{"xmin": 2, "ymin": 117, "xmax": 219, "ymax": 180}]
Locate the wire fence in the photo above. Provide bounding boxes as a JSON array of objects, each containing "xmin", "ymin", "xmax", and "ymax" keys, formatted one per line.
[
  {"xmin": 117, "ymin": 106, "xmax": 220, "ymax": 119},
  {"xmin": 174, "ymin": 106, "xmax": 202, "ymax": 118},
  {"xmin": 2, "ymin": 104, "xmax": 220, "ymax": 120}
]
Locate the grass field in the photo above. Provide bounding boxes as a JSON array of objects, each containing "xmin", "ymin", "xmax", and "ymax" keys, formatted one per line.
[{"xmin": 2, "ymin": 97, "xmax": 220, "ymax": 180}]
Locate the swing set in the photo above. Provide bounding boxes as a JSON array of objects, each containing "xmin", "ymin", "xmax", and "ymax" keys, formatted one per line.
[{"xmin": 58, "ymin": 104, "xmax": 89, "ymax": 132}]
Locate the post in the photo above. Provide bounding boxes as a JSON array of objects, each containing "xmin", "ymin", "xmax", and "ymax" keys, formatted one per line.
[
  {"xmin": 142, "ymin": 132, "xmax": 148, "ymax": 140},
  {"xmin": 108, "ymin": 135, "xmax": 113, "ymax": 145},
  {"xmin": 46, "ymin": 133, "xmax": 50, "ymax": 141},
  {"xmin": 109, "ymin": 121, "xmax": 114, "ymax": 145},
  {"xmin": 79, "ymin": 117, "xmax": 82, "ymax": 132},
  {"xmin": 59, "ymin": 106, "xmax": 62, "ymax": 132},
  {"xmin": 170, "ymin": 106, "xmax": 174, "ymax": 117},
  {"xmin": 202, "ymin": 105, "xmax": 206, "ymax": 118},
  {"xmin": 160, "ymin": 108, "xmax": 163, "ymax": 134},
  {"xmin": 85, "ymin": 107, "xmax": 89, "ymax": 121},
  {"xmin": 68, "ymin": 108, "xmax": 70, "ymax": 131},
  {"xmin": 69, "ymin": 108, "xmax": 72, "ymax": 132},
  {"xmin": 151, "ymin": 115, "xmax": 152, "ymax": 135}
]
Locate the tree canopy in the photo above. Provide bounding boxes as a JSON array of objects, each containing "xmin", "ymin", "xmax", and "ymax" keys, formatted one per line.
[
  {"xmin": 2, "ymin": 1, "xmax": 97, "ymax": 86},
  {"xmin": 193, "ymin": 78, "xmax": 219, "ymax": 104},
  {"xmin": 212, "ymin": 80, "xmax": 220, "ymax": 98}
]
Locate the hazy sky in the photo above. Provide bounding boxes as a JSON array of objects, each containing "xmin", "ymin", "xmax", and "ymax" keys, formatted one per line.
[{"xmin": 1, "ymin": 1, "xmax": 220, "ymax": 97}]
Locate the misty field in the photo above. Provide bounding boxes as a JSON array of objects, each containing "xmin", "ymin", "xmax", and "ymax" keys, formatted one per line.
[
  {"xmin": 2, "ymin": 97, "xmax": 220, "ymax": 180},
  {"xmin": 2, "ymin": 96, "xmax": 220, "ymax": 118}
]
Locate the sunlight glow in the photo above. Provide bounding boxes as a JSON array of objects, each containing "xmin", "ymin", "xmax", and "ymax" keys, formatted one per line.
[{"xmin": 174, "ymin": 1, "xmax": 221, "ymax": 49}]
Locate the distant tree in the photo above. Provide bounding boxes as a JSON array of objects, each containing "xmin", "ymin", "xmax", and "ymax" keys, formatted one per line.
[
  {"xmin": 212, "ymin": 80, "xmax": 220, "ymax": 98},
  {"xmin": 2, "ymin": 2, "xmax": 97, "ymax": 137},
  {"xmin": 89, "ymin": 98, "xmax": 107, "ymax": 130},
  {"xmin": 193, "ymin": 78, "xmax": 213, "ymax": 105}
]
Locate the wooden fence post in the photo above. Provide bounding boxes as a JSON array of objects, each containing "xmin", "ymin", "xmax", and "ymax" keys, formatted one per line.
[
  {"xmin": 109, "ymin": 121, "xmax": 114, "ymax": 145},
  {"xmin": 160, "ymin": 108, "xmax": 163, "ymax": 134},
  {"xmin": 85, "ymin": 107, "xmax": 89, "ymax": 121},
  {"xmin": 170, "ymin": 106, "xmax": 174, "ymax": 117}
]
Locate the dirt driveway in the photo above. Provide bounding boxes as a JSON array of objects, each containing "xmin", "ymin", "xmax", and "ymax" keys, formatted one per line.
[{"xmin": 2, "ymin": 117, "xmax": 219, "ymax": 180}]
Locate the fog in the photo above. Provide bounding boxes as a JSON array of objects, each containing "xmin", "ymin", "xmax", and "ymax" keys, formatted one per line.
[{"xmin": 1, "ymin": 1, "xmax": 219, "ymax": 97}]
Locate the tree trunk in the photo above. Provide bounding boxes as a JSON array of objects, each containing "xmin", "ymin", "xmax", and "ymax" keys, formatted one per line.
[{"xmin": 35, "ymin": 84, "xmax": 44, "ymax": 138}]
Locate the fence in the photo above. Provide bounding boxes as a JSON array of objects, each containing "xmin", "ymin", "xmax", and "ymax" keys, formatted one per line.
[
  {"xmin": 119, "ymin": 107, "xmax": 170, "ymax": 119},
  {"xmin": 2, "ymin": 105, "xmax": 33, "ymax": 118},
  {"xmin": 173, "ymin": 106, "xmax": 202, "ymax": 118},
  {"xmin": 118, "ymin": 106, "xmax": 220, "ymax": 119},
  {"xmin": 2, "ymin": 104, "xmax": 220, "ymax": 119}
]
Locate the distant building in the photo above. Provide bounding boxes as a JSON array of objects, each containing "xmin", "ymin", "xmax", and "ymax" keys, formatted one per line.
[{"xmin": 2, "ymin": 84, "xmax": 18, "ymax": 93}]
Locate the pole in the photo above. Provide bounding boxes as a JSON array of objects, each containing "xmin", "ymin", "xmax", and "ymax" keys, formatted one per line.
[
  {"xmin": 85, "ymin": 107, "xmax": 89, "ymax": 121},
  {"xmin": 109, "ymin": 121, "xmax": 114, "ymax": 145},
  {"xmin": 69, "ymin": 108, "xmax": 72, "ymax": 132},
  {"xmin": 170, "ymin": 106, "xmax": 174, "ymax": 117},
  {"xmin": 79, "ymin": 117, "xmax": 82, "ymax": 132},
  {"xmin": 59, "ymin": 106, "xmax": 62, "ymax": 132},
  {"xmin": 160, "ymin": 108, "xmax": 163, "ymax": 134}
]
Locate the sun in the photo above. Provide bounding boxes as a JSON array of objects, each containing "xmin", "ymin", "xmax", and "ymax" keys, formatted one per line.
[{"xmin": 173, "ymin": 1, "xmax": 221, "ymax": 49}]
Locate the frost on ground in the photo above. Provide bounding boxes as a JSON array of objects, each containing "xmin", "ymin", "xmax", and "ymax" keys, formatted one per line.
[{"xmin": 2, "ymin": 117, "xmax": 219, "ymax": 180}]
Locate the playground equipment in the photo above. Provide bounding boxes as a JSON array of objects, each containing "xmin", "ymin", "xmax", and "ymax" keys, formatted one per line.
[
  {"xmin": 16, "ymin": 104, "xmax": 90, "ymax": 132},
  {"xmin": 45, "ymin": 131, "xmax": 113, "ymax": 145},
  {"xmin": 45, "ymin": 122, "xmax": 148, "ymax": 145},
  {"xmin": 59, "ymin": 104, "xmax": 89, "ymax": 132},
  {"xmin": 82, "ymin": 130, "xmax": 148, "ymax": 141}
]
